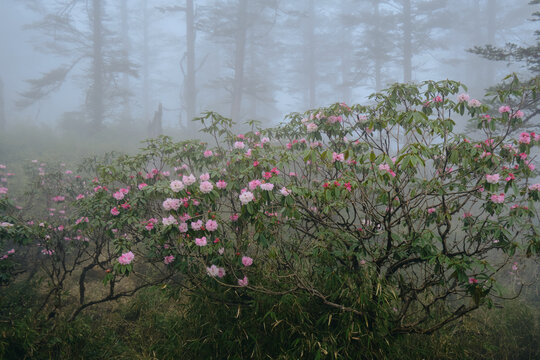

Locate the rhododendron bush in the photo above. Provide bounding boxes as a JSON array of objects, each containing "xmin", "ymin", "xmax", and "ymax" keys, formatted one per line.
[{"xmin": 1, "ymin": 78, "xmax": 539, "ymax": 354}]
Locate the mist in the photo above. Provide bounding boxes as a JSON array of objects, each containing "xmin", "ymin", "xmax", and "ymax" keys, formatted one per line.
[{"xmin": 0, "ymin": 0, "xmax": 536, "ymax": 138}]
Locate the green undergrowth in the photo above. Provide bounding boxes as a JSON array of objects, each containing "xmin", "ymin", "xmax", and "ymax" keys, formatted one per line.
[{"xmin": 1, "ymin": 284, "xmax": 539, "ymax": 360}]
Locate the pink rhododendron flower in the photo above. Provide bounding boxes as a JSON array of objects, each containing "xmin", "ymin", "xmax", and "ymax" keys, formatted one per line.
[
  {"xmin": 76, "ymin": 194, "xmax": 85, "ymax": 200},
  {"xmin": 332, "ymin": 152, "xmax": 345, "ymax": 162},
  {"xmin": 280, "ymin": 187, "xmax": 291, "ymax": 196},
  {"xmin": 328, "ymin": 115, "xmax": 342, "ymax": 123},
  {"xmin": 427, "ymin": 208, "xmax": 436, "ymax": 214},
  {"xmin": 260, "ymin": 183, "xmax": 274, "ymax": 191},
  {"xmin": 242, "ymin": 256, "xmax": 253, "ymax": 267},
  {"xmin": 138, "ymin": 183, "xmax": 148, "ymax": 190},
  {"xmin": 234, "ymin": 141, "xmax": 245, "ymax": 149},
  {"xmin": 0, "ymin": 187, "xmax": 8, "ymax": 194},
  {"xmin": 118, "ymin": 251, "xmax": 135, "ymax": 265},
  {"xmin": 230, "ymin": 214, "xmax": 239, "ymax": 222},
  {"xmin": 191, "ymin": 220, "xmax": 203, "ymax": 230},
  {"xmin": 170, "ymin": 180, "xmax": 184, "ymax": 192},
  {"xmin": 113, "ymin": 191, "xmax": 125, "ymax": 200},
  {"xmin": 179, "ymin": 213, "xmax": 191, "ymax": 222},
  {"xmin": 306, "ymin": 123, "xmax": 318, "ymax": 133},
  {"xmin": 164, "ymin": 255, "xmax": 175, "ymax": 265},
  {"xmin": 110, "ymin": 207, "xmax": 120, "ymax": 216},
  {"xmin": 162, "ymin": 215, "xmax": 178, "ymax": 226},
  {"xmin": 506, "ymin": 173, "xmax": 515, "ymax": 181},
  {"xmin": 512, "ymin": 110, "xmax": 524, "ymax": 118},
  {"xmin": 457, "ymin": 93, "xmax": 470, "ymax": 102},
  {"xmin": 490, "ymin": 193, "xmax": 505, "ymax": 203},
  {"xmin": 468, "ymin": 277, "xmax": 478, "ymax": 284},
  {"xmin": 499, "ymin": 105, "xmax": 511, "ymax": 113},
  {"xmin": 518, "ymin": 132, "xmax": 531, "ymax": 144},
  {"xmin": 199, "ymin": 173, "xmax": 210, "ymax": 181},
  {"xmin": 162, "ymin": 198, "xmax": 181, "ymax": 211},
  {"xmin": 512, "ymin": 262, "xmax": 518, "ymax": 271},
  {"xmin": 239, "ymin": 191, "xmax": 254, "ymax": 205},
  {"xmin": 178, "ymin": 222, "xmax": 188, "ymax": 232},
  {"xmin": 468, "ymin": 99, "xmax": 481, "ymax": 107},
  {"xmin": 519, "ymin": 132, "xmax": 531, "ymax": 144},
  {"xmin": 248, "ymin": 179, "xmax": 261, "ymax": 191},
  {"xmin": 75, "ymin": 217, "xmax": 89, "ymax": 225},
  {"xmin": 528, "ymin": 183, "xmax": 540, "ymax": 191},
  {"xmin": 182, "ymin": 174, "xmax": 196, "ymax": 186},
  {"xmin": 204, "ymin": 150, "xmax": 213, "ymax": 157},
  {"xmin": 199, "ymin": 181, "xmax": 213, "ymax": 193},
  {"xmin": 216, "ymin": 180, "xmax": 227, "ymax": 189},
  {"xmin": 379, "ymin": 163, "xmax": 396, "ymax": 177},
  {"xmin": 238, "ymin": 276, "xmax": 249, "ymax": 287},
  {"xmin": 434, "ymin": 95, "xmax": 442, "ymax": 103},
  {"xmin": 195, "ymin": 236, "xmax": 207, "ymax": 246},
  {"xmin": 206, "ymin": 264, "xmax": 225, "ymax": 278},
  {"xmin": 485, "ymin": 174, "xmax": 500, "ymax": 184},
  {"xmin": 206, "ymin": 219, "xmax": 218, "ymax": 232}
]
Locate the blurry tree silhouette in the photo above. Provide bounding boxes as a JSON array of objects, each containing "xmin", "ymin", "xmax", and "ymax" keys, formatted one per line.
[
  {"xmin": 17, "ymin": 0, "xmax": 138, "ymax": 130},
  {"xmin": 468, "ymin": 0, "xmax": 539, "ymax": 128}
]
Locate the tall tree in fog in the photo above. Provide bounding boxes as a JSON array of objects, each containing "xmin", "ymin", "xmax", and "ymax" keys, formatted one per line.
[
  {"xmin": 304, "ymin": 0, "xmax": 316, "ymax": 108},
  {"xmin": 201, "ymin": 0, "xmax": 279, "ymax": 122},
  {"xmin": 142, "ymin": 0, "xmax": 151, "ymax": 122},
  {"xmin": 185, "ymin": 0, "xmax": 196, "ymax": 124},
  {"xmin": 385, "ymin": 0, "xmax": 447, "ymax": 82},
  {"xmin": 229, "ymin": 0, "xmax": 248, "ymax": 122},
  {"xmin": 158, "ymin": 1, "xmax": 199, "ymax": 125},
  {"xmin": 468, "ymin": 0, "xmax": 540, "ymax": 125},
  {"xmin": 348, "ymin": 0, "xmax": 396, "ymax": 92},
  {"xmin": 469, "ymin": 0, "xmax": 539, "ymax": 78},
  {"xmin": 0, "ymin": 77, "xmax": 5, "ymax": 130},
  {"xmin": 90, "ymin": 0, "xmax": 105, "ymax": 128},
  {"xmin": 120, "ymin": 0, "xmax": 131, "ymax": 122},
  {"xmin": 18, "ymin": 0, "xmax": 137, "ymax": 129}
]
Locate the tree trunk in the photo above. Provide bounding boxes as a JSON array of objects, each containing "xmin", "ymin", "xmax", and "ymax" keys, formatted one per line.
[
  {"xmin": 304, "ymin": 0, "xmax": 316, "ymax": 108},
  {"xmin": 231, "ymin": 0, "xmax": 248, "ymax": 122},
  {"xmin": 184, "ymin": 0, "xmax": 196, "ymax": 125},
  {"xmin": 121, "ymin": 0, "xmax": 131, "ymax": 123},
  {"xmin": 91, "ymin": 0, "xmax": 104, "ymax": 129},
  {"xmin": 374, "ymin": 0, "xmax": 382, "ymax": 91},
  {"xmin": 143, "ymin": 0, "xmax": 150, "ymax": 122},
  {"xmin": 484, "ymin": 0, "xmax": 496, "ymax": 84},
  {"xmin": 402, "ymin": 0, "xmax": 412, "ymax": 83},
  {"xmin": 0, "ymin": 77, "xmax": 5, "ymax": 130}
]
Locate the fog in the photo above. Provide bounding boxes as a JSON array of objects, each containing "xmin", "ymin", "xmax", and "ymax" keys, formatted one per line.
[{"xmin": 0, "ymin": 0, "xmax": 537, "ymax": 134}]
